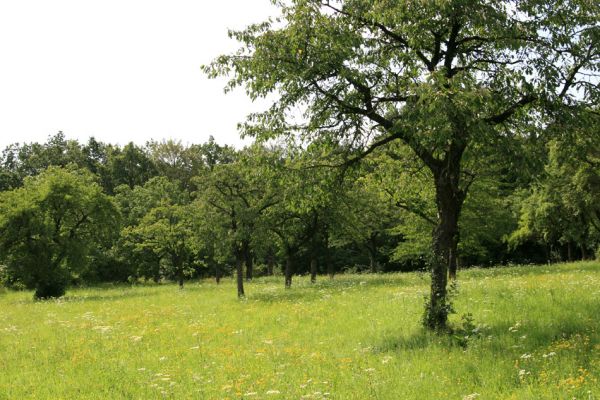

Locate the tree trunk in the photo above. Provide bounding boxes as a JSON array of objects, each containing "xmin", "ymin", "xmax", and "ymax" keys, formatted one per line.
[
  {"xmin": 324, "ymin": 234, "xmax": 334, "ymax": 279},
  {"xmin": 448, "ymin": 233, "xmax": 459, "ymax": 280},
  {"xmin": 242, "ymin": 240, "xmax": 253, "ymax": 281},
  {"xmin": 215, "ymin": 262, "xmax": 221, "ymax": 284},
  {"xmin": 367, "ymin": 246, "xmax": 377, "ymax": 274},
  {"xmin": 173, "ymin": 255, "xmax": 184, "ymax": 289},
  {"xmin": 285, "ymin": 254, "xmax": 293, "ymax": 289},
  {"xmin": 567, "ymin": 242, "xmax": 573, "ymax": 262},
  {"xmin": 266, "ymin": 253, "xmax": 274, "ymax": 276},
  {"xmin": 310, "ymin": 257, "xmax": 317, "ymax": 283},
  {"xmin": 424, "ymin": 159, "xmax": 465, "ymax": 332},
  {"xmin": 581, "ymin": 245, "xmax": 588, "ymax": 260},
  {"xmin": 235, "ymin": 250, "xmax": 245, "ymax": 297}
]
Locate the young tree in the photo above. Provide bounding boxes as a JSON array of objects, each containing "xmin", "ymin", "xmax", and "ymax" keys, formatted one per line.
[
  {"xmin": 123, "ymin": 204, "xmax": 199, "ymax": 288},
  {"xmin": 196, "ymin": 145, "xmax": 281, "ymax": 296},
  {"xmin": 205, "ymin": 0, "xmax": 600, "ymax": 330},
  {"xmin": 0, "ymin": 167, "xmax": 119, "ymax": 298},
  {"xmin": 115, "ymin": 176, "xmax": 191, "ymax": 282}
]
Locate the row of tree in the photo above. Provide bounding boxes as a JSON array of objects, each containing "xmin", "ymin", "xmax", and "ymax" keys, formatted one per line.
[{"xmin": 0, "ymin": 129, "xmax": 598, "ymax": 300}]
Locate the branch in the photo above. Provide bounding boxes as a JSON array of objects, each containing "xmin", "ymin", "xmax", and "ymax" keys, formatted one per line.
[{"xmin": 484, "ymin": 94, "xmax": 537, "ymax": 125}]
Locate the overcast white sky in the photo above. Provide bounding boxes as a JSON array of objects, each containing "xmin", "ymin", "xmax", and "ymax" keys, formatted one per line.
[{"xmin": 0, "ymin": 0, "xmax": 278, "ymax": 150}]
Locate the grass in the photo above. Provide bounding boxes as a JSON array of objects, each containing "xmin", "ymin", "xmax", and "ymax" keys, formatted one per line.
[{"xmin": 0, "ymin": 262, "xmax": 599, "ymax": 399}]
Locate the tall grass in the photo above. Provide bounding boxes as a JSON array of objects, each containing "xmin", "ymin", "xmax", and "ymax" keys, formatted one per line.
[{"xmin": 0, "ymin": 262, "xmax": 598, "ymax": 399}]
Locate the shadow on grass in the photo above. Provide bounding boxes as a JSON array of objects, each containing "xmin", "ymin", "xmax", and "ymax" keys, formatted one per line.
[
  {"xmin": 250, "ymin": 287, "xmax": 323, "ymax": 303},
  {"xmin": 372, "ymin": 296, "xmax": 600, "ymax": 356},
  {"xmin": 61, "ymin": 288, "xmax": 159, "ymax": 303},
  {"xmin": 248, "ymin": 274, "xmax": 420, "ymax": 304},
  {"xmin": 462, "ymin": 260, "xmax": 599, "ymax": 280}
]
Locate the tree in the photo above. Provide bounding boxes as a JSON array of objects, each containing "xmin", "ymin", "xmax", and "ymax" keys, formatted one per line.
[
  {"xmin": 147, "ymin": 139, "xmax": 208, "ymax": 190},
  {"xmin": 105, "ymin": 142, "xmax": 157, "ymax": 192},
  {"xmin": 115, "ymin": 176, "xmax": 191, "ymax": 282},
  {"xmin": 123, "ymin": 204, "xmax": 199, "ymax": 288},
  {"xmin": 205, "ymin": 0, "xmax": 600, "ymax": 330},
  {"xmin": 0, "ymin": 167, "xmax": 119, "ymax": 298},
  {"xmin": 196, "ymin": 145, "xmax": 281, "ymax": 297},
  {"xmin": 0, "ymin": 132, "xmax": 87, "ymax": 191},
  {"xmin": 510, "ymin": 113, "xmax": 600, "ymax": 260}
]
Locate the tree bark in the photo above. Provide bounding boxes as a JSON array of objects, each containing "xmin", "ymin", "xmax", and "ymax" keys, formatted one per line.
[
  {"xmin": 324, "ymin": 234, "xmax": 334, "ymax": 279},
  {"xmin": 285, "ymin": 254, "xmax": 293, "ymax": 288},
  {"xmin": 581, "ymin": 245, "xmax": 588, "ymax": 260},
  {"xmin": 424, "ymin": 152, "xmax": 465, "ymax": 331},
  {"xmin": 310, "ymin": 257, "xmax": 317, "ymax": 283},
  {"xmin": 242, "ymin": 240, "xmax": 253, "ymax": 281},
  {"xmin": 266, "ymin": 253, "xmax": 275, "ymax": 276},
  {"xmin": 172, "ymin": 255, "xmax": 184, "ymax": 289},
  {"xmin": 235, "ymin": 250, "xmax": 245, "ymax": 297},
  {"xmin": 567, "ymin": 242, "xmax": 573, "ymax": 262},
  {"xmin": 448, "ymin": 236, "xmax": 458, "ymax": 280},
  {"xmin": 367, "ymin": 233, "xmax": 379, "ymax": 273},
  {"xmin": 215, "ymin": 262, "xmax": 221, "ymax": 284}
]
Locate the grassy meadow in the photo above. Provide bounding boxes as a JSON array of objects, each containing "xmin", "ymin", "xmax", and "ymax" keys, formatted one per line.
[{"xmin": 1, "ymin": 262, "xmax": 599, "ymax": 399}]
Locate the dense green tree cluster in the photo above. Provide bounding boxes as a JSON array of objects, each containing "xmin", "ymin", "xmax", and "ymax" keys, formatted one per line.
[{"xmin": 0, "ymin": 127, "xmax": 597, "ymax": 302}]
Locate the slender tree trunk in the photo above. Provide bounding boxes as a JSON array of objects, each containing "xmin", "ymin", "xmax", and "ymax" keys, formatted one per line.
[
  {"xmin": 266, "ymin": 253, "xmax": 274, "ymax": 276},
  {"xmin": 324, "ymin": 234, "xmax": 334, "ymax": 279},
  {"xmin": 235, "ymin": 250, "xmax": 245, "ymax": 297},
  {"xmin": 242, "ymin": 240, "xmax": 253, "ymax": 281},
  {"xmin": 367, "ymin": 244, "xmax": 378, "ymax": 274},
  {"xmin": 285, "ymin": 254, "xmax": 293, "ymax": 289},
  {"xmin": 310, "ymin": 257, "xmax": 317, "ymax": 283},
  {"xmin": 567, "ymin": 242, "xmax": 573, "ymax": 262},
  {"xmin": 581, "ymin": 245, "xmax": 588, "ymax": 260},
  {"xmin": 171, "ymin": 254, "xmax": 184, "ymax": 289},
  {"xmin": 215, "ymin": 262, "xmax": 221, "ymax": 284}
]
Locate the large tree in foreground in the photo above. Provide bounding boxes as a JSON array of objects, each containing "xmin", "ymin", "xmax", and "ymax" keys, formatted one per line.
[{"xmin": 205, "ymin": 0, "xmax": 600, "ymax": 330}]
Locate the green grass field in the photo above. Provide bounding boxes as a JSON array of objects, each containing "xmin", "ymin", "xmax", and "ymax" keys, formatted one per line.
[{"xmin": 1, "ymin": 262, "xmax": 599, "ymax": 399}]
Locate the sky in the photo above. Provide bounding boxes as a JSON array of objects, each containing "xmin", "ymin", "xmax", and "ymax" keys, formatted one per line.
[{"xmin": 0, "ymin": 0, "xmax": 278, "ymax": 150}]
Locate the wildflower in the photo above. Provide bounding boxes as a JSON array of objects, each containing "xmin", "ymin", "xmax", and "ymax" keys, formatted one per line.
[
  {"xmin": 520, "ymin": 353, "xmax": 532, "ymax": 359},
  {"xmin": 542, "ymin": 352, "xmax": 556, "ymax": 358},
  {"xmin": 518, "ymin": 369, "xmax": 530, "ymax": 378},
  {"xmin": 462, "ymin": 394, "xmax": 480, "ymax": 400},
  {"xmin": 508, "ymin": 322, "xmax": 521, "ymax": 333},
  {"xmin": 266, "ymin": 390, "xmax": 281, "ymax": 395},
  {"xmin": 381, "ymin": 355, "xmax": 393, "ymax": 364}
]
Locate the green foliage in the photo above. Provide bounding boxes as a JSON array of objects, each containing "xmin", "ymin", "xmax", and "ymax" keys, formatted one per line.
[
  {"xmin": 510, "ymin": 113, "xmax": 600, "ymax": 259},
  {"xmin": 0, "ymin": 167, "xmax": 119, "ymax": 298},
  {"xmin": 123, "ymin": 204, "xmax": 199, "ymax": 287},
  {"xmin": 206, "ymin": 0, "xmax": 600, "ymax": 329}
]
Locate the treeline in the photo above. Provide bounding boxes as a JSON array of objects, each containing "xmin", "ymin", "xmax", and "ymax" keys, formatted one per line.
[{"xmin": 0, "ymin": 130, "xmax": 598, "ymax": 298}]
